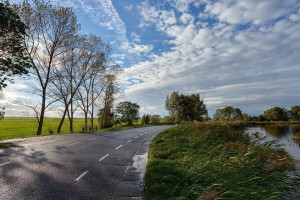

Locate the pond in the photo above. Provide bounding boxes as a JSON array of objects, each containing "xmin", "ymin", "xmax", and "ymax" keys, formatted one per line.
[{"xmin": 245, "ymin": 125, "xmax": 300, "ymax": 161}]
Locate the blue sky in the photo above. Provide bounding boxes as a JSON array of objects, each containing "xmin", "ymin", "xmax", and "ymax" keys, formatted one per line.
[{"xmin": 2, "ymin": 0, "xmax": 300, "ymax": 117}]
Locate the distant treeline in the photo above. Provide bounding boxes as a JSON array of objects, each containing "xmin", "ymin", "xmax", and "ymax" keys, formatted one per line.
[
  {"xmin": 213, "ymin": 106, "xmax": 300, "ymax": 122},
  {"xmin": 163, "ymin": 92, "xmax": 300, "ymax": 123}
]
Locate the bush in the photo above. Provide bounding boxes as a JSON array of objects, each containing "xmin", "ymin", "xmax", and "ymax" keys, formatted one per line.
[
  {"xmin": 150, "ymin": 114, "xmax": 161, "ymax": 124},
  {"xmin": 47, "ymin": 126, "xmax": 54, "ymax": 134}
]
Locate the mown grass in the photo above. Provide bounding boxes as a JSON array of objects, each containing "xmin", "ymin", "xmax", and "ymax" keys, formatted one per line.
[
  {"xmin": 0, "ymin": 118, "xmax": 174, "ymax": 141},
  {"xmin": 145, "ymin": 122, "xmax": 300, "ymax": 200},
  {"xmin": 0, "ymin": 118, "xmax": 87, "ymax": 140}
]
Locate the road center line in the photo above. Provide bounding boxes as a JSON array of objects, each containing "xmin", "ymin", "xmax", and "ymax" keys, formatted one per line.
[
  {"xmin": 0, "ymin": 162, "xmax": 11, "ymax": 167},
  {"xmin": 34, "ymin": 149, "xmax": 55, "ymax": 156},
  {"xmin": 115, "ymin": 145, "xmax": 123, "ymax": 149},
  {"xmin": 67, "ymin": 142, "xmax": 80, "ymax": 147},
  {"xmin": 88, "ymin": 137, "xmax": 98, "ymax": 140},
  {"xmin": 75, "ymin": 170, "xmax": 89, "ymax": 181},
  {"xmin": 126, "ymin": 140, "xmax": 132, "ymax": 143},
  {"xmin": 99, "ymin": 154, "xmax": 109, "ymax": 162}
]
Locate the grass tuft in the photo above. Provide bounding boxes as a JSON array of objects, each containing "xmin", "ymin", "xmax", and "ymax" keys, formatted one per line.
[{"xmin": 145, "ymin": 122, "xmax": 300, "ymax": 200}]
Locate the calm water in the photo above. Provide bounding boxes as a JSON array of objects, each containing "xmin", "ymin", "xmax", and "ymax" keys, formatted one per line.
[{"xmin": 245, "ymin": 125, "xmax": 300, "ymax": 160}]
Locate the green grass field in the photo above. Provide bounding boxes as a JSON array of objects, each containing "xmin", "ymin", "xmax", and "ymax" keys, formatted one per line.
[
  {"xmin": 0, "ymin": 118, "xmax": 88, "ymax": 140},
  {"xmin": 0, "ymin": 118, "xmax": 173, "ymax": 141}
]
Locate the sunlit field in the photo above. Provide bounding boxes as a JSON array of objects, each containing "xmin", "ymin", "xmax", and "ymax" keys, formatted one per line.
[{"xmin": 0, "ymin": 118, "xmax": 87, "ymax": 140}]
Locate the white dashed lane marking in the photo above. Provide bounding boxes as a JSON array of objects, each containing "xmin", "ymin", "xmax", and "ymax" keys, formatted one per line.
[
  {"xmin": 67, "ymin": 142, "xmax": 80, "ymax": 147},
  {"xmin": 115, "ymin": 145, "xmax": 123, "ymax": 150},
  {"xmin": 99, "ymin": 154, "xmax": 109, "ymax": 162},
  {"xmin": 34, "ymin": 149, "xmax": 55, "ymax": 156},
  {"xmin": 75, "ymin": 170, "xmax": 89, "ymax": 181},
  {"xmin": 0, "ymin": 162, "xmax": 11, "ymax": 167}
]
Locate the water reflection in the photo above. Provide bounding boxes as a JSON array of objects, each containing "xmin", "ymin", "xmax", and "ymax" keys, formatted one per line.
[
  {"xmin": 132, "ymin": 152, "xmax": 148, "ymax": 179},
  {"xmin": 245, "ymin": 125, "xmax": 300, "ymax": 160},
  {"xmin": 264, "ymin": 125, "xmax": 290, "ymax": 138}
]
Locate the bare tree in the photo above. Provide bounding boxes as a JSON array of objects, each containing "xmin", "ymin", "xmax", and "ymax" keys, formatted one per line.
[
  {"xmin": 77, "ymin": 36, "xmax": 120, "ymax": 130},
  {"xmin": 77, "ymin": 71, "xmax": 106, "ymax": 131},
  {"xmin": 49, "ymin": 34, "xmax": 109, "ymax": 133},
  {"xmin": 16, "ymin": 0, "xmax": 79, "ymax": 135}
]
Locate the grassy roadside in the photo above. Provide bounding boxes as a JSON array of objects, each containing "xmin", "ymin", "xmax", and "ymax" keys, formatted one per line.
[
  {"xmin": 0, "ymin": 117, "xmax": 173, "ymax": 142},
  {"xmin": 145, "ymin": 122, "xmax": 300, "ymax": 200}
]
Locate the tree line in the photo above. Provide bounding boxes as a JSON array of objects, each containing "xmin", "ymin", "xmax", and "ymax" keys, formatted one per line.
[
  {"xmin": 212, "ymin": 105, "xmax": 300, "ymax": 122},
  {"xmin": 251, "ymin": 106, "xmax": 300, "ymax": 122}
]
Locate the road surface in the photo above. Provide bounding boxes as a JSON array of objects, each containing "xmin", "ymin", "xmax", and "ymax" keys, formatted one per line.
[{"xmin": 0, "ymin": 125, "xmax": 172, "ymax": 200}]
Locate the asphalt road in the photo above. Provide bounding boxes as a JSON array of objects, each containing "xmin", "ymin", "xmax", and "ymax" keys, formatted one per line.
[{"xmin": 0, "ymin": 125, "xmax": 172, "ymax": 200}]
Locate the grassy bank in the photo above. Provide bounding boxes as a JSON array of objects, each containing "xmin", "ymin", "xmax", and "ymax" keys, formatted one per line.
[
  {"xmin": 247, "ymin": 121, "xmax": 300, "ymax": 125},
  {"xmin": 145, "ymin": 122, "xmax": 299, "ymax": 200}
]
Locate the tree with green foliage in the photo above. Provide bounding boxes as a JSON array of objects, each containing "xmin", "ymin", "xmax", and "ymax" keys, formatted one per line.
[
  {"xmin": 165, "ymin": 92, "xmax": 180, "ymax": 117},
  {"xmin": 263, "ymin": 107, "xmax": 289, "ymax": 121},
  {"xmin": 213, "ymin": 106, "xmax": 243, "ymax": 120},
  {"xmin": 0, "ymin": 107, "xmax": 4, "ymax": 120},
  {"xmin": 250, "ymin": 114, "xmax": 266, "ymax": 122},
  {"xmin": 162, "ymin": 115, "xmax": 175, "ymax": 123},
  {"xmin": 141, "ymin": 114, "xmax": 151, "ymax": 124},
  {"xmin": 0, "ymin": 1, "xmax": 32, "ymax": 90},
  {"xmin": 165, "ymin": 92, "xmax": 207, "ymax": 122},
  {"xmin": 115, "ymin": 101, "xmax": 140, "ymax": 126},
  {"xmin": 290, "ymin": 105, "xmax": 300, "ymax": 121},
  {"xmin": 98, "ymin": 75, "xmax": 118, "ymax": 129},
  {"xmin": 150, "ymin": 114, "xmax": 160, "ymax": 124}
]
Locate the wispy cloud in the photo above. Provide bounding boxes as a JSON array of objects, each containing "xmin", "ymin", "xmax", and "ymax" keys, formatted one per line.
[
  {"xmin": 125, "ymin": 4, "xmax": 134, "ymax": 11},
  {"xmin": 55, "ymin": 0, "xmax": 153, "ymax": 57}
]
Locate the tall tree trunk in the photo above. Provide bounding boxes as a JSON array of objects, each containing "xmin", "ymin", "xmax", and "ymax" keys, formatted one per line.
[
  {"xmin": 85, "ymin": 111, "xmax": 88, "ymax": 131},
  {"xmin": 57, "ymin": 107, "xmax": 67, "ymax": 133},
  {"xmin": 91, "ymin": 83, "xmax": 94, "ymax": 130},
  {"xmin": 91, "ymin": 104, "xmax": 94, "ymax": 130},
  {"xmin": 70, "ymin": 101, "xmax": 74, "ymax": 133},
  {"xmin": 37, "ymin": 90, "xmax": 46, "ymax": 135}
]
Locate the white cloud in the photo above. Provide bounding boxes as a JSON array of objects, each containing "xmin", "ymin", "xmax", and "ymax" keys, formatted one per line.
[
  {"xmin": 138, "ymin": 2, "xmax": 177, "ymax": 31},
  {"xmin": 167, "ymin": 0, "xmax": 197, "ymax": 13},
  {"xmin": 132, "ymin": 44, "xmax": 154, "ymax": 53},
  {"xmin": 121, "ymin": 42, "xmax": 154, "ymax": 55},
  {"xmin": 180, "ymin": 13, "xmax": 194, "ymax": 24},
  {"xmin": 115, "ymin": 60, "xmax": 124, "ymax": 65},
  {"xmin": 125, "ymin": 4, "xmax": 134, "ymax": 11},
  {"xmin": 290, "ymin": 8, "xmax": 300, "ymax": 21},
  {"xmin": 131, "ymin": 32, "xmax": 141, "ymax": 43},
  {"xmin": 205, "ymin": 0, "xmax": 297, "ymax": 25},
  {"xmin": 112, "ymin": 54, "xmax": 126, "ymax": 60}
]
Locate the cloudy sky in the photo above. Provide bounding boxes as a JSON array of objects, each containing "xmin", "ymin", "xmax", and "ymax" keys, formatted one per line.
[{"xmin": 2, "ymin": 0, "xmax": 300, "ymax": 117}]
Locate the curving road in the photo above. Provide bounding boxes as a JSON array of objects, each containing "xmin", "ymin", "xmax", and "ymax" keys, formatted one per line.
[{"xmin": 0, "ymin": 125, "xmax": 172, "ymax": 200}]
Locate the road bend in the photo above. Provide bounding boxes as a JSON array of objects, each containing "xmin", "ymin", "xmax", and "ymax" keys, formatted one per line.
[{"xmin": 0, "ymin": 125, "xmax": 172, "ymax": 200}]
